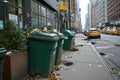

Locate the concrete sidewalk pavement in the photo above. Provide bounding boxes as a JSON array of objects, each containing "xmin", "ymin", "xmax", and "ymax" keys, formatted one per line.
[
  {"xmin": 35, "ymin": 33, "xmax": 116, "ymax": 80},
  {"xmin": 53, "ymin": 33, "xmax": 116, "ymax": 80}
]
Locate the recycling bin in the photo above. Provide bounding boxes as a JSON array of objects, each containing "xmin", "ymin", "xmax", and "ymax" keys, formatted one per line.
[
  {"xmin": 62, "ymin": 30, "xmax": 75, "ymax": 50},
  {"xmin": 54, "ymin": 33, "xmax": 65, "ymax": 65},
  {"xmin": 0, "ymin": 48, "xmax": 6, "ymax": 80},
  {"xmin": 28, "ymin": 31, "xmax": 59, "ymax": 77}
]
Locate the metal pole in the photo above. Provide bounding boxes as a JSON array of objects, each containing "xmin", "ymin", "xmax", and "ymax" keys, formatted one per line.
[{"xmin": 68, "ymin": 0, "xmax": 71, "ymax": 30}]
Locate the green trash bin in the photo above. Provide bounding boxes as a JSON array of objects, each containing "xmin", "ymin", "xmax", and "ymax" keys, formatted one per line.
[
  {"xmin": 62, "ymin": 30, "xmax": 75, "ymax": 50},
  {"xmin": 28, "ymin": 31, "xmax": 59, "ymax": 77},
  {"xmin": 0, "ymin": 48, "xmax": 6, "ymax": 80},
  {"xmin": 54, "ymin": 33, "xmax": 65, "ymax": 65}
]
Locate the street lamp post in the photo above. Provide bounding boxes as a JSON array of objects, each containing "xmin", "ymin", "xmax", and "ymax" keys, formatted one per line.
[{"xmin": 68, "ymin": 0, "xmax": 71, "ymax": 30}]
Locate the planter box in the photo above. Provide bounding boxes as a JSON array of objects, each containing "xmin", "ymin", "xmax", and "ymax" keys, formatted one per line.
[{"xmin": 3, "ymin": 50, "xmax": 28, "ymax": 80}]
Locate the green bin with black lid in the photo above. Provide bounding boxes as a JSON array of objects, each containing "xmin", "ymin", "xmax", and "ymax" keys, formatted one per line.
[
  {"xmin": 28, "ymin": 31, "xmax": 59, "ymax": 77},
  {"xmin": 54, "ymin": 33, "xmax": 65, "ymax": 65},
  {"xmin": 62, "ymin": 30, "xmax": 75, "ymax": 50}
]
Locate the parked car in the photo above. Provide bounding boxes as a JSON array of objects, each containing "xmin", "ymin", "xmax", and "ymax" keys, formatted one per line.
[{"xmin": 87, "ymin": 28, "xmax": 101, "ymax": 38}]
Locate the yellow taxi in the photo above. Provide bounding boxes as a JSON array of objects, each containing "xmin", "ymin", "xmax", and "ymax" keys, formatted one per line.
[
  {"xmin": 87, "ymin": 28, "xmax": 101, "ymax": 38},
  {"xmin": 102, "ymin": 27, "xmax": 107, "ymax": 34},
  {"xmin": 117, "ymin": 27, "xmax": 120, "ymax": 35},
  {"xmin": 105, "ymin": 27, "xmax": 111, "ymax": 34},
  {"xmin": 111, "ymin": 27, "xmax": 117, "ymax": 35}
]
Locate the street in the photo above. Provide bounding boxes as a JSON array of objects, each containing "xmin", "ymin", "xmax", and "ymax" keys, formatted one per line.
[{"xmin": 88, "ymin": 34, "xmax": 120, "ymax": 79}]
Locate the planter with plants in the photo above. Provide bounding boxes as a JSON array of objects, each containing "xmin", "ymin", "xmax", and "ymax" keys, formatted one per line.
[{"xmin": 0, "ymin": 20, "xmax": 28, "ymax": 80}]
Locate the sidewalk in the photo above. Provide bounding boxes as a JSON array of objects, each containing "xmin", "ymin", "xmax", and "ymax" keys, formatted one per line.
[{"xmin": 35, "ymin": 33, "xmax": 115, "ymax": 80}]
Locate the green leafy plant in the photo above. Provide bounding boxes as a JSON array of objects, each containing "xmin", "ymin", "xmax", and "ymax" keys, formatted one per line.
[{"xmin": 0, "ymin": 20, "xmax": 27, "ymax": 51}]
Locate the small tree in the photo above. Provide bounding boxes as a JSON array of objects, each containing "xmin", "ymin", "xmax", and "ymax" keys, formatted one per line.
[{"xmin": 0, "ymin": 20, "xmax": 27, "ymax": 51}]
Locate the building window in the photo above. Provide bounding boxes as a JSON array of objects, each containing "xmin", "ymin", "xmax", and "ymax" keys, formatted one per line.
[
  {"xmin": 8, "ymin": 0, "xmax": 17, "ymax": 5},
  {"xmin": 47, "ymin": 10, "xmax": 51, "ymax": 26},
  {"xmin": 18, "ymin": 0, "xmax": 22, "ymax": 7},
  {"xmin": 8, "ymin": 6, "xmax": 18, "ymax": 25},
  {"xmin": 8, "ymin": 6, "xmax": 17, "ymax": 15},
  {"xmin": 39, "ymin": 5, "xmax": 42, "ymax": 26},
  {"xmin": 7, "ymin": 0, "xmax": 23, "ymax": 28},
  {"xmin": 18, "ymin": 8, "xmax": 23, "ymax": 28},
  {"xmin": 31, "ymin": 0, "xmax": 39, "ymax": 27},
  {"xmin": 41, "ymin": 6, "xmax": 46, "ymax": 25},
  {"xmin": 30, "ymin": 0, "xmax": 58, "ymax": 29}
]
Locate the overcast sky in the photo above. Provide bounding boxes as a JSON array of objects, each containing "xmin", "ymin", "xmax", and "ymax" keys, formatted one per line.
[{"xmin": 80, "ymin": 0, "xmax": 89, "ymax": 29}]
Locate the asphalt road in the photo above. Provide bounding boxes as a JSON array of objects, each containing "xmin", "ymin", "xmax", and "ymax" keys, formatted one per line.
[{"xmin": 88, "ymin": 34, "xmax": 120, "ymax": 79}]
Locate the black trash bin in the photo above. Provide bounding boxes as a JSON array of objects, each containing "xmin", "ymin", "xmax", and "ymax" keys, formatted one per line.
[
  {"xmin": 0, "ymin": 48, "xmax": 6, "ymax": 80},
  {"xmin": 62, "ymin": 30, "xmax": 75, "ymax": 50},
  {"xmin": 28, "ymin": 31, "xmax": 59, "ymax": 77},
  {"xmin": 54, "ymin": 33, "xmax": 65, "ymax": 65}
]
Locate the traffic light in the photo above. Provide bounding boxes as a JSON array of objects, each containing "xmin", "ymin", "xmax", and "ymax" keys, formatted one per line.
[
  {"xmin": 59, "ymin": 2, "xmax": 68, "ymax": 12},
  {"xmin": 63, "ymin": 2, "xmax": 68, "ymax": 12}
]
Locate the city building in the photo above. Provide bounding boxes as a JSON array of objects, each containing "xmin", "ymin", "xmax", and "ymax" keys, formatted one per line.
[
  {"xmin": 90, "ymin": 0, "xmax": 98, "ymax": 28},
  {"xmin": 75, "ymin": 0, "xmax": 82, "ymax": 32},
  {"xmin": 97, "ymin": 0, "xmax": 108, "ymax": 27},
  {"xmin": 107, "ymin": 0, "xmax": 120, "ymax": 25},
  {"xmin": 70, "ymin": 0, "xmax": 82, "ymax": 32},
  {"xmin": 85, "ymin": 4, "xmax": 90, "ymax": 31},
  {"xmin": 88, "ymin": 1, "xmax": 92, "ymax": 28},
  {"xmin": 70, "ymin": 0, "xmax": 76, "ymax": 30}
]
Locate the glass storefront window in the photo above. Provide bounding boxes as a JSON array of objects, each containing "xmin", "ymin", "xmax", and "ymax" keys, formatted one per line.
[
  {"xmin": 8, "ymin": 6, "xmax": 18, "ymax": 26},
  {"xmin": 47, "ymin": 10, "xmax": 51, "ymax": 18},
  {"xmin": 31, "ymin": 1, "xmax": 38, "ymax": 13},
  {"xmin": 8, "ymin": 0, "xmax": 22, "ymax": 7},
  {"xmin": 31, "ymin": 13, "xmax": 39, "ymax": 27},
  {"xmin": 9, "ymin": 0, "xmax": 16, "ymax": 5},
  {"xmin": 41, "ymin": 7, "xmax": 46, "ymax": 17},
  {"xmin": 39, "ymin": 15, "xmax": 42, "ymax": 26},
  {"xmin": 41, "ymin": 16, "xmax": 46, "ymax": 25},
  {"xmin": 41, "ymin": 6, "xmax": 46, "ymax": 25},
  {"xmin": 18, "ymin": 0, "xmax": 22, "ymax": 7},
  {"xmin": 31, "ymin": 0, "xmax": 39, "ymax": 27},
  {"xmin": 39, "ymin": 5, "xmax": 41, "ymax": 15},
  {"xmin": 30, "ymin": 0, "xmax": 58, "ymax": 28},
  {"xmin": 18, "ymin": 8, "xmax": 23, "ymax": 28},
  {"xmin": 8, "ymin": 6, "xmax": 17, "ymax": 15},
  {"xmin": 47, "ymin": 18, "xmax": 50, "ymax": 26},
  {"xmin": 39, "ymin": 5, "xmax": 42, "ymax": 26}
]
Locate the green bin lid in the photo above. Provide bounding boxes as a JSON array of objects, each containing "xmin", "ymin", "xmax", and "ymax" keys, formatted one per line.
[
  {"xmin": 57, "ymin": 33, "xmax": 65, "ymax": 39},
  {"xmin": 30, "ymin": 31, "xmax": 59, "ymax": 42},
  {"xmin": 53, "ymin": 32, "xmax": 65, "ymax": 40},
  {"xmin": 62, "ymin": 30, "xmax": 74, "ymax": 37},
  {"xmin": 0, "ymin": 48, "xmax": 6, "ymax": 57},
  {"xmin": 71, "ymin": 31, "xmax": 76, "ymax": 35}
]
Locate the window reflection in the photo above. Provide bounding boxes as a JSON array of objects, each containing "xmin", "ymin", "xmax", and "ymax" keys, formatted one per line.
[
  {"xmin": 41, "ymin": 7, "xmax": 46, "ymax": 25},
  {"xmin": 31, "ymin": 13, "xmax": 39, "ymax": 27},
  {"xmin": 30, "ymin": 0, "xmax": 58, "ymax": 28},
  {"xmin": 8, "ymin": 0, "xmax": 16, "ymax": 5},
  {"xmin": 8, "ymin": 6, "xmax": 17, "ymax": 15},
  {"xmin": 18, "ymin": 8, "xmax": 23, "ymax": 28},
  {"xmin": 18, "ymin": 0, "xmax": 22, "ymax": 7},
  {"xmin": 31, "ymin": 0, "xmax": 39, "ymax": 27}
]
